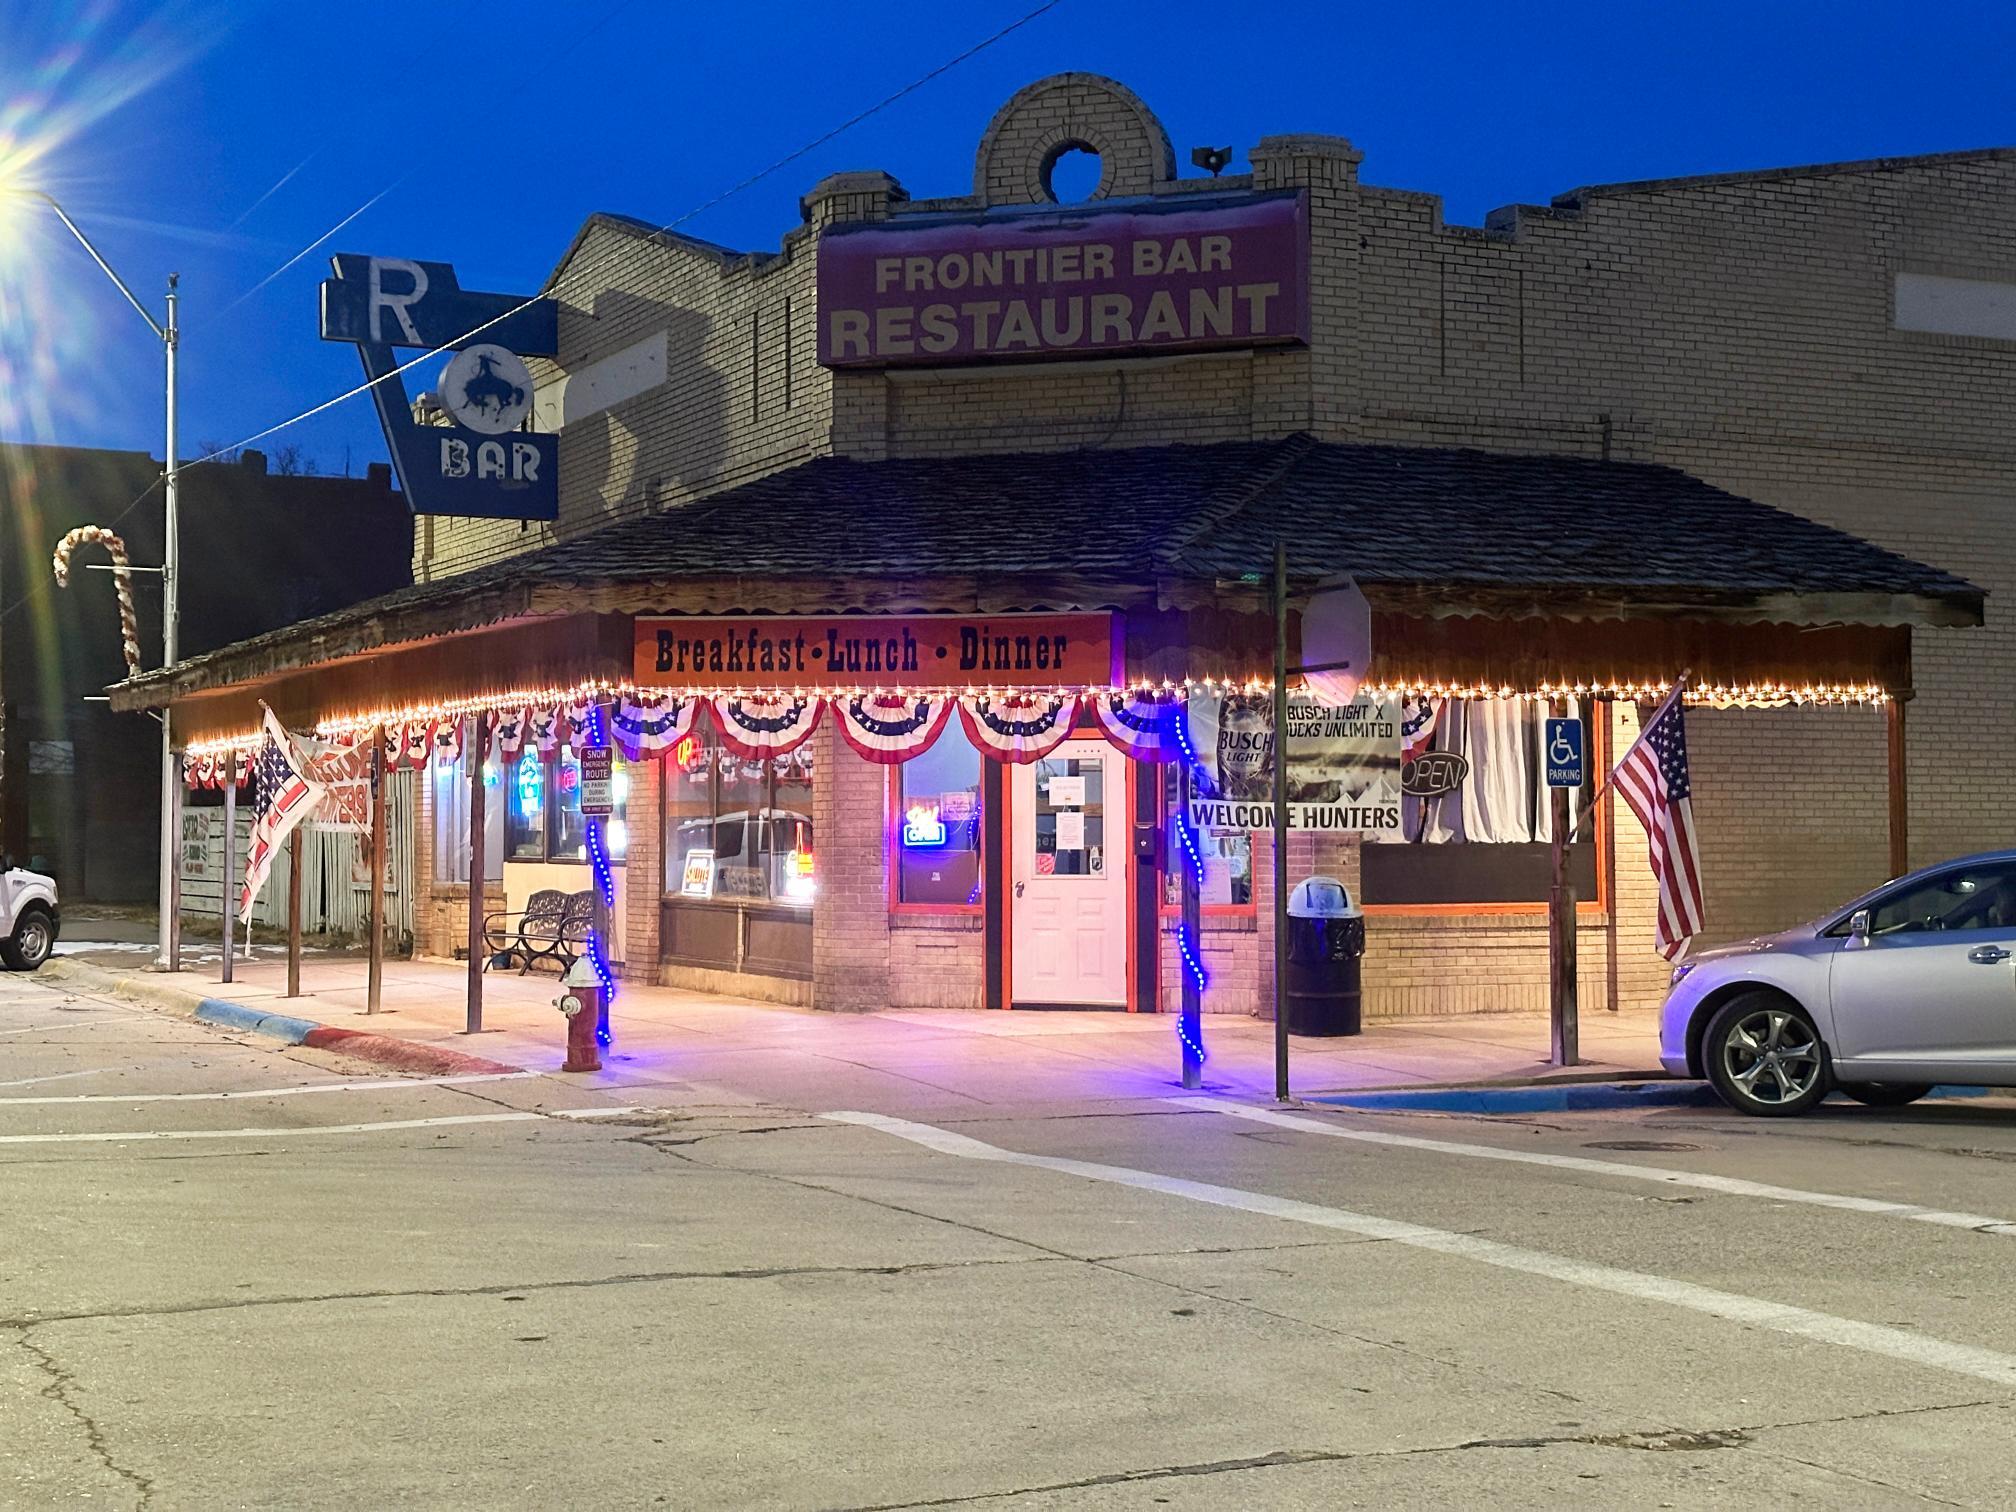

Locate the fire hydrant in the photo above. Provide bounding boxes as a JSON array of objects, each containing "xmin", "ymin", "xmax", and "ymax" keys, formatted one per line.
[{"xmin": 555, "ymin": 957, "xmax": 603, "ymax": 1073}]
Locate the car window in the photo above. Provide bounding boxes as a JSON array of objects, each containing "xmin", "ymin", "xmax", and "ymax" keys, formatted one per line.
[{"xmin": 1867, "ymin": 867, "xmax": 2016, "ymax": 935}]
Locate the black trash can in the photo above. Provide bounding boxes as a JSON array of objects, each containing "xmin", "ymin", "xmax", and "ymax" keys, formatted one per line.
[{"xmin": 1284, "ymin": 876, "xmax": 1365, "ymax": 1036}]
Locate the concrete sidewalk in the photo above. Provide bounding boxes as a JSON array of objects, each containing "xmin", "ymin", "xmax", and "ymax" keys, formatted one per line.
[{"xmin": 45, "ymin": 941, "xmax": 1667, "ymax": 1113}]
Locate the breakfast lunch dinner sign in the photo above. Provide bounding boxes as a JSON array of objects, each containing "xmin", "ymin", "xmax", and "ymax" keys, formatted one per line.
[{"xmin": 634, "ymin": 614, "xmax": 1119, "ymax": 691}]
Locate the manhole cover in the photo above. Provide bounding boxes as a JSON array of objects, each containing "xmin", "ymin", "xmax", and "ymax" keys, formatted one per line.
[{"xmin": 1582, "ymin": 1140, "xmax": 1701, "ymax": 1152}]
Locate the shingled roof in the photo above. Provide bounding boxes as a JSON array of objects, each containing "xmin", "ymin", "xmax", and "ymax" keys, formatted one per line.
[{"xmin": 115, "ymin": 434, "xmax": 1980, "ymax": 704}]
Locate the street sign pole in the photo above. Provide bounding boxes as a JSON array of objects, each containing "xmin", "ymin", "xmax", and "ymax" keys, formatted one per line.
[
  {"xmin": 1272, "ymin": 540, "xmax": 1290, "ymax": 1103},
  {"xmin": 1547, "ymin": 700, "xmax": 1581, "ymax": 1066}
]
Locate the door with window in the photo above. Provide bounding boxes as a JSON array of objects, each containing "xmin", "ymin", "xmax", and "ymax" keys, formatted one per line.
[
  {"xmin": 1010, "ymin": 739, "xmax": 1128, "ymax": 1007},
  {"xmin": 1829, "ymin": 862, "xmax": 2016, "ymax": 1067}
]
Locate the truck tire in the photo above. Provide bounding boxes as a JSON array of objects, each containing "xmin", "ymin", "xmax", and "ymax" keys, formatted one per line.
[{"xmin": 2, "ymin": 906, "xmax": 55, "ymax": 970}]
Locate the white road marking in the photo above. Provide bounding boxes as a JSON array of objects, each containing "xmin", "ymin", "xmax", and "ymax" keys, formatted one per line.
[
  {"xmin": 0, "ymin": 1069, "xmax": 108, "ymax": 1090},
  {"xmin": 825, "ymin": 1110, "xmax": 2016, "ymax": 1390},
  {"xmin": 0, "ymin": 1016, "xmax": 151, "ymax": 1037},
  {"xmin": 0, "ymin": 1105, "xmax": 649, "ymax": 1145},
  {"xmin": 0, "ymin": 1070, "xmax": 540, "ymax": 1107},
  {"xmin": 1177, "ymin": 1098, "xmax": 2016, "ymax": 1238}
]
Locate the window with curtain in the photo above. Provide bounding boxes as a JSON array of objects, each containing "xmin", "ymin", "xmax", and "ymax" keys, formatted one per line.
[
  {"xmin": 1361, "ymin": 697, "xmax": 1598, "ymax": 906},
  {"xmin": 430, "ymin": 741, "xmax": 504, "ymax": 884},
  {"xmin": 663, "ymin": 728, "xmax": 816, "ymax": 907},
  {"xmin": 895, "ymin": 723, "xmax": 982, "ymax": 906}
]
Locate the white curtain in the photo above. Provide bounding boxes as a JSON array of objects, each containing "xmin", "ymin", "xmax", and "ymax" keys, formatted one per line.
[{"xmin": 1402, "ymin": 698, "xmax": 1583, "ymax": 845}]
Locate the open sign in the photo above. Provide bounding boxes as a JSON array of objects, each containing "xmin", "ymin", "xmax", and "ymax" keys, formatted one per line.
[{"xmin": 1401, "ymin": 751, "xmax": 1469, "ymax": 798}]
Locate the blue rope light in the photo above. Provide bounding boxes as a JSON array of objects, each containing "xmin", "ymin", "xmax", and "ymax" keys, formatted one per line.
[
  {"xmin": 1169, "ymin": 700, "xmax": 1208, "ymax": 1066},
  {"xmin": 583, "ymin": 702, "xmax": 617, "ymax": 1045}
]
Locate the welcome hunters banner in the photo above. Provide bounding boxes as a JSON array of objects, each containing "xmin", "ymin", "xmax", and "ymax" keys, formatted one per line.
[{"xmin": 1186, "ymin": 692, "xmax": 1404, "ymax": 833}]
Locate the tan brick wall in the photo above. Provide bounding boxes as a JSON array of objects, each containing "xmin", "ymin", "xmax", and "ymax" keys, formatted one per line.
[{"xmin": 405, "ymin": 70, "xmax": 2014, "ymax": 1016}]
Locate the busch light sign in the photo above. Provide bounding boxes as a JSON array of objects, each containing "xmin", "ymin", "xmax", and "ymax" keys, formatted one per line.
[
  {"xmin": 1184, "ymin": 691, "xmax": 1403, "ymax": 833},
  {"xmin": 320, "ymin": 254, "xmax": 558, "ymax": 520}
]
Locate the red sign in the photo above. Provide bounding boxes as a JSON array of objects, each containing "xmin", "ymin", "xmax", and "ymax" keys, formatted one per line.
[
  {"xmin": 817, "ymin": 194, "xmax": 1309, "ymax": 369},
  {"xmin": 634, "ymin": 614, "xmax": 1119, "ymax": 691}
]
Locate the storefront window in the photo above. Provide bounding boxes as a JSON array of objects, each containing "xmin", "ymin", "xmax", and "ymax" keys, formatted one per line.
[
  {"xmin": 431, "ymin": 742, "xmax": 504, "ymax": 884},
  {"xmin": 504, "ymin": 746, "xmax": 629, "ymax": 864},
  {"xmin": 896, "ymin": 724, "xmax": 982, "ymax": 906},
  {"xmin": 1162, "ymin": 770, "xmax": 1253, "ymax": 907},
  {"xmin": 663, "ymin": 730, "xmax": 816, "ymax": 907},
  {"xmin": 1361, "ymin": 698, "xmax": 1596, "ymax": 905}
]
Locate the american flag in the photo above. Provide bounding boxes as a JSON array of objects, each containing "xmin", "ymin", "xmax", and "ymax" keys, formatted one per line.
[
  {"xmin": 239, "ymin": 707, "xmax": 326, "ymax": 923},
  {"xmin": 1401, "ymin": 696, "xmax": 1442, "ymax": 761},
  {"xmin": 1613, "ymin": 686, "xmax": 1705, "ymax": 960}
]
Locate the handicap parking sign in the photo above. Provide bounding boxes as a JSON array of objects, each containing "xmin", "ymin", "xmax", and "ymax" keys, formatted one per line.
[{"xmin": 1544, "ymin": 718, "xmax": 1584, "ymax": 789}]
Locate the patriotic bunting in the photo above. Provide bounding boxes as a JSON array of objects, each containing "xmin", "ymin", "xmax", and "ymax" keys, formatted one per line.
[
  {"xmin": 834, "ymin": 693, "xmax": 953, "ymax": 764},
  {"xmin": 1087, "ymin": 691, "xmax": 1181, "ymax": 763},
  {"xmin": 959, "ymin": 694, "xmax": 1079, "ymax": 764},
  {"xmin": 493, "ymin": 707, "xmax": 533, "ymax": 760},
  {"xmin": 184, "ymin": 751, "xmax": 254, "ymax": 789},
  {"xmin": 712, "ymin": 693, "xmax": 823, "ymax": 758},
  {"xmin": 384, "ymin": 720, "xmax": 434, "ymax": 771},
  {"xmin": 429, "ymin": 717, "xmax": 464, "ymax": 767},
  {"xmin": 611, "ymin": 695, "xmax": 701, "ymax": 758},
  {"xmin": 527, "ymin": 705, "xmax": 568, "ymax": 756}
]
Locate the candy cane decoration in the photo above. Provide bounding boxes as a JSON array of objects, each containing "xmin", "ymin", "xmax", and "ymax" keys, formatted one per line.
[{"xmin": 52, "ymin": 526, "xmax": 142, "ymax": 676}]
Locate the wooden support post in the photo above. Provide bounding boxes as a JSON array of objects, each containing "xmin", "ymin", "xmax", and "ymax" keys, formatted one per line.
[
  {"xmin": 466, "ymin": 713, "xmax": 488, "ymax": 1035},
  {"xmin": 1600, "ymin": 697, "xmax": 1619, "ymax": 1014},
  {"xmin": 167, "ymin": 751, "xmax": 184, "ymax": 971},
  {"xmin": 220, "ymin": 752, "xmax": 236, "ymax": 984},
  {"xmin": 286, "ymin": 829, "xmax": 302, "ymax": 998},
  {"xmin": 1549, "ymin": 696, "xmax": 1579, "ymax": 1067},
  {"xmin": 367, "ymin": 726, "xmax": 386, "ymax": 1014},
  {"xmin": 1887, "ymin": 695, "xmax": 1909, "ymax": 879}
]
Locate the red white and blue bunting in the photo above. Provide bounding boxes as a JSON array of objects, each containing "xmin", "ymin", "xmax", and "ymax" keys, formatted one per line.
[
  {"xmin": 1087, "ymin": 690, "xmax": 1181, "ymax": 763},
  {"xmin": 429, "ymin": 717, "xmax": 464, "ymax": 766},
  {"xmin": 834, "ymin": 693, "xmax": 953, "ymax": 764},
  {"xmin": 958, "ymin": 693, "xmax": 1079, "ymax": 764},
  {"xmin": 184, "ymin": 749, "xmax": 253, "ymax": 789},
  {"xmin": 611, "ymin": 694, "xmax": 702, "ymax": 758},
  {"xmin": 492, "ymin": 706, "xmax": 533, "ymax": 761},
  {"xmin": 527, "ymin": 704, "xmax": 570, "ymax": 756},
  {"xmin": 712, "ymin": 693, "xmax": 823, "ymax": 759}
]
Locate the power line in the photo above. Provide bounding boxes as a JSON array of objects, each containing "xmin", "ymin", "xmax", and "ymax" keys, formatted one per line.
[{"xmin": 186, "ymin": 0, "xmax": 1068, "ymax": 468}]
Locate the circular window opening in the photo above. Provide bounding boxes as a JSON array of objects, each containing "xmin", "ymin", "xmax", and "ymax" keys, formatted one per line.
[{"xmin": 1042, "ymin": 143, "xmax": 1104, "ymax": 203}]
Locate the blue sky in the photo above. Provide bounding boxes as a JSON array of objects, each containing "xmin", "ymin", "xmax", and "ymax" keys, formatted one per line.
[{"xmin": 2, "ymin": 0, "xmax": 2010, "ymax": 474}]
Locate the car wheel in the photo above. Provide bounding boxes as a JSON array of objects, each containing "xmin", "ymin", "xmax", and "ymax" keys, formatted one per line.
[
  {"xmin": 1, "ymin": 907, "xmax": 53, "ymax": 971},
  {"xmin": 1841, "ymin": 1083, "xmax": 1932, "ymax": 1108},
  {"xmin": 1703, "ymin": 993, "xmax": 1831, "ymax": 1116}
]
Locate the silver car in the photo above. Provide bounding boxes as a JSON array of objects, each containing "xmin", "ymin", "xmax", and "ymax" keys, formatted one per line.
[{"xmin": 1660, "ymin": 851, "xmax": 2016, "ymax": 1115}]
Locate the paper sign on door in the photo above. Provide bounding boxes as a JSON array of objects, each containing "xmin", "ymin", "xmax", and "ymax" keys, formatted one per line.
[
  {"xmin": 1054, "ymin": 811, "xmax": 1086, "ymax": 851},
  {"xmin": 1047, "ymin": 775, "xmax": 1086, "ymax": 807}
]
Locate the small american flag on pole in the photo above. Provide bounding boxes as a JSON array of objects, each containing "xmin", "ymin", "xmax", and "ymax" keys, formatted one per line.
[
  {"xmin": 1613, "ymin": 684, "xmax": 1705, "ymax": 960},
  {"xmin": 239, "ymin": 707, "xmax": 326, "ymax": 924}
]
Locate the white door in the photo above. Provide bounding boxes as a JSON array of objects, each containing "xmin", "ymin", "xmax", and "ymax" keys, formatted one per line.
[{"xmin": 1011, "ymin": 739, "xmax": 1128, "ymax": 1007}]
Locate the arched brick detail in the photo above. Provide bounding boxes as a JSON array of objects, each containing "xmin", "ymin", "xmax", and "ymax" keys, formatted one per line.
[{"xmin": 972, "ymin": 73, "xmax": 1176, "ymax": 206}]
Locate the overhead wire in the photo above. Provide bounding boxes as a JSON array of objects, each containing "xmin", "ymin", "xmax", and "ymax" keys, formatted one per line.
[{"xmin": 181, "ymin": 0, "xmax": 1068, "ymax": 469}]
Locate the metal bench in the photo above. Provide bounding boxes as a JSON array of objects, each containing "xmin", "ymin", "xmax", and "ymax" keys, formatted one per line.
[{"xmin": 482, "ymin": 888, "xmax": 595, "ymax": 976}]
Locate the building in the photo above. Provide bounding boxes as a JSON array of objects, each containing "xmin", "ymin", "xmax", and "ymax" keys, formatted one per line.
[
  {"xmin": 0, "ymin": 445, "xmax": 409, "ymax": 899},
  {"xmin": 116, "ymin": 74, "xmax": 2010, "ymax": 1025}
]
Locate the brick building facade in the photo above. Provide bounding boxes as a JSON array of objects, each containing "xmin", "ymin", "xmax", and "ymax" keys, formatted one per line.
[{"xmin": 132, "ymin": 73, "xmax": 2002, "ymax": 1027}]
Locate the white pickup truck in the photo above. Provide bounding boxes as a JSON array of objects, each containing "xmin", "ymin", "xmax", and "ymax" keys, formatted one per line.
[{"xmin": 0, "ymin": 858, "xmax": 59, "ymax": 970}]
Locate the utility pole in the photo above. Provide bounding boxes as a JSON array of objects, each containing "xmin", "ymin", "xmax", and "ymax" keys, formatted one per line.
[
  {"xmin": 5, "ymin": 190, "xmax": 184, "ymax": 971},
  {"xmin": 159, "ymin": 275, "xmax": 181, "ymax": 971}
]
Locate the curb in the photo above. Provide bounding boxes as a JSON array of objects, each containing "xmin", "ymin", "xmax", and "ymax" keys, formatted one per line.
[
  {"xmin": 44, "ymin": 957, "xmax": 524, "ymax": 1079},
  {"xmin": 1306, "ymin": 1080, "xmax": 1993, "ymax": 1114},
  {"xmin": 1308, "ymin": 1081, "xmax": 1717, "ymax": 1114}
]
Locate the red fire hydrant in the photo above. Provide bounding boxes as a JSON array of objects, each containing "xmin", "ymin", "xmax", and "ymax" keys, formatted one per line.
[{"xmin": 556, "ymin": 958, "xmax": 603, "ymax": 1073}]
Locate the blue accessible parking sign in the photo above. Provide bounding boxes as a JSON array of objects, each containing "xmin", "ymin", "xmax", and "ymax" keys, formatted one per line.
[{"xmin": 1544, "ymin": 718, "xmax": 1585, "ymax": 788}]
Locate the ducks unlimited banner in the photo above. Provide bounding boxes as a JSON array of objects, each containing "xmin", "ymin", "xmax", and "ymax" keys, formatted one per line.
[{"xmin": 1185, "ymin": 693, "xmax": 1403, "ymax": 833}]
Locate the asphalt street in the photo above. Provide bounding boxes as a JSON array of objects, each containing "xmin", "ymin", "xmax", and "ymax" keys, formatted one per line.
[{"xmin": 8, "ymin": 971, "xmax": 2016, "ymax": 1509}]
